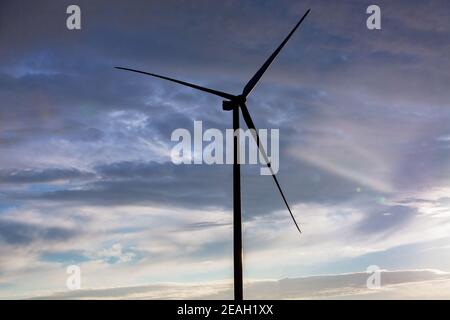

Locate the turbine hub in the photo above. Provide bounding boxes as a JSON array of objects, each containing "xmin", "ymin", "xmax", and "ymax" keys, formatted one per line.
[
  {"xmin": 222, "ymin": 100, "xmax": 236, "ymax": 111},
  {"xmin": 236, "ymin": 95, "xmax": 246, "ymax": 104}
]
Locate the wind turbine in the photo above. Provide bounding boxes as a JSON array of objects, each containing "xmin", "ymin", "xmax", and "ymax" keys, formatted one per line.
[{"xmin": 116, "ymin": 9, "xmax": 310, "ymax": 300}]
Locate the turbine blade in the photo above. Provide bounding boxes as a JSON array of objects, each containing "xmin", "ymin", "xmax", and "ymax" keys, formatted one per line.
[
  {"xmin": 241, "ymin": 9, "xmax": 311, "ymax": 97},
  {"xmin": 240, "ymin": 103, "xmax": 302, "ymax": 234},
  {"xmin": 115, "ymin": 67, "xmax": 236, "ymax": 100}
]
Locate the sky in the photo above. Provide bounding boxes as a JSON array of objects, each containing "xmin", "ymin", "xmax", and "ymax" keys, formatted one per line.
[{"xmin": 0, "ymin": 0, "xmax": 450, "ymax": 299}]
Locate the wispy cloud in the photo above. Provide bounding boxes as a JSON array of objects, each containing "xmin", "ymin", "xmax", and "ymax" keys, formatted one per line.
[{"xmin": 29, "ymin": 269, "xmax": 450, "ymax": 300}]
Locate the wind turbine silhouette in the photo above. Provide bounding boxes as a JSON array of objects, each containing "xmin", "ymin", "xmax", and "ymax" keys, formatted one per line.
[{"xmin": 116, "ymin": 9, "xmax": 310, "ymax": 300}]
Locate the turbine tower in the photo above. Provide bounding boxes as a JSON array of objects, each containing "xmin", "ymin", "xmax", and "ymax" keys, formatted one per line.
[{"xmin": 116, "ymin": 9, "xmax": 311, "ymax": 300}]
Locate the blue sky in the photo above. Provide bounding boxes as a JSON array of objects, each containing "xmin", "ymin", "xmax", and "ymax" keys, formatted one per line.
[{"xmin": 0, "ymin": 0, "xmax": 450, "ymax": 298}]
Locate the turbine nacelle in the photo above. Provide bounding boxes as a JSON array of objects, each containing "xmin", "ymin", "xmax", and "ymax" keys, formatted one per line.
[{"xmin": 222, "ymin": 95, "xmax": 246, "ymax": 111}]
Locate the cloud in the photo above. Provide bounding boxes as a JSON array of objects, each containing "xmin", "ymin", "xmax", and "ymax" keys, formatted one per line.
[
  {"xmin": 96, "ymin": 243, "xmax": 136, "ymax": 264},
  {"xmin": 30, "ymin": 269, "xmax": 450, "ymax": 299},
  {"xmin": 0, "ymin": 168, "xmax": 94, "ymax": 184},
  {"xmin": 2, "ymin": 158, "xmax": 381, "ymax": 218},
  {"xmin": 356, "ymin": 205, "xmax": 418, "ymax": 234},
  {"xmin": 0, "ymin": 219, "xmax": 78, "ymax": 245}
]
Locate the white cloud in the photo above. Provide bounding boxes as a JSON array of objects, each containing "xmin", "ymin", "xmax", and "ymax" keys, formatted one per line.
[{"xmin": 28, "ymin": 269, "xmax": 450, "ymax": 300}]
